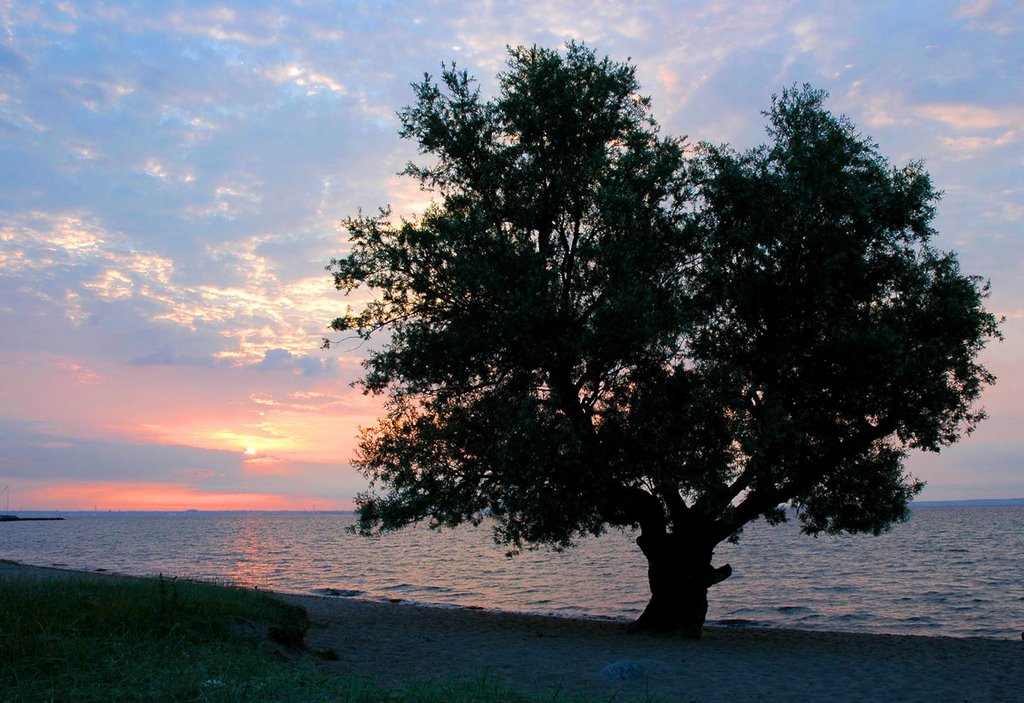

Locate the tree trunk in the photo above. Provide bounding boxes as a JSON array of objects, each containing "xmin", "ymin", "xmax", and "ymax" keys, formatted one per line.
[{"xmin": 631, "ymin": 532, "xmax": 731, "ymax": 638}]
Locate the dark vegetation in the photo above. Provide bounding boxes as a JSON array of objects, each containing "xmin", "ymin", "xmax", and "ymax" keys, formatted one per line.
[
  {"xmin": 0, "ymin": 573, "xmax": 313, "ymax": 702},
  {"xmin": 327, "ymin": 43, "xmax": 1000, "ymax": 637},
  {"xmin": 1, "ymin": 571, "xmax": 645, "ymax": 702}
]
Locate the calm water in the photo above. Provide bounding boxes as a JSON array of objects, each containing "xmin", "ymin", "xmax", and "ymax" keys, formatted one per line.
[{"xmin": 2, "ymin": 506, "xmax": 1021, "ymax": 639}]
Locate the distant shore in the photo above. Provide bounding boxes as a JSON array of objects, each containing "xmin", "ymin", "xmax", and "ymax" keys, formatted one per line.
[
  {"xmin": 1, "ymin": 560, "xmax": 1021, "ymax": 702},
  {"xmin": 0, "ymin": 514, "xmax": 65, "ymax": 521}
]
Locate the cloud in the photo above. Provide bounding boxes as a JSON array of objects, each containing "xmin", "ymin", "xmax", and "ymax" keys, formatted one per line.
[
  {"xmin": 0, "ymin": 211, "xmax": 349, "ymax": 368},
  {"xmin": 915, "ymin": 103, "xmax": 1019, "ymax": 130},
  {"xmin": 248, "ymin": 390, "xmax": 348, "ymax": 413},
  {"xmin": 954, "ymin": 0, "xmax": 1022, "ymax": 35},
  {"xmin": 909, "ymin": 103, "xmax": 1023, "ymax": 158},
  {"xmin": 51, "ymin": 358, "xmax": 101, "ymax": 385},
  {"xmin": 0, "ymin": 424, "xmax": 244, "ymax": 482},
  {"xmin": 941, "ymin": 131, "xmax": 1019, "ymax": 157},
  {"xmin": 255, "ymin": 348, "xmax": 298, "ymax": 371},
  {"xmin": 257, "ymin": 63, "xmax": 348, "ymax": 97}
]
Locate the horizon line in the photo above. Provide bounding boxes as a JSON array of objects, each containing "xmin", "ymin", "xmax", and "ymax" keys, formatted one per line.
[{"xmin": 6, "ymin": 498, "xmax": 1024, "ymax": 514}]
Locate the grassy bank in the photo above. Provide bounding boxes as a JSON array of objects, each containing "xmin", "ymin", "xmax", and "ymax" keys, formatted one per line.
[{"xmin": 0, "ymin": 569, "xmax": 652, "ymax": 702}]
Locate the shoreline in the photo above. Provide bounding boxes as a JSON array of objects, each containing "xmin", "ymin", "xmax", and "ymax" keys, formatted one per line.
[
  {"xmin": 2, "ymin": 560, "xmax": 1022, "ymax": 702},
  {"xmin": 3, "ymin": 557, "xmax": 1016, "ymax": 642}
]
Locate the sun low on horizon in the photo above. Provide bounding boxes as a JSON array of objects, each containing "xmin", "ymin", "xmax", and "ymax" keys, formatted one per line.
[{"xmin": 1, "ymin": 1, "xmax": 1022, "ymax": 511}]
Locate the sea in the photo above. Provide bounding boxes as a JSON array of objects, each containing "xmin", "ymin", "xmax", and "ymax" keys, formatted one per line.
[{"xmin": 2, "ymin": 505, "xmax": 1021, "ymax": 640}]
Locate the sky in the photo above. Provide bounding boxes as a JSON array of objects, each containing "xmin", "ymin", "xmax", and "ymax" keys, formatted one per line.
[{"xmin": 0, "ymin": 1, "xmax": 1021, "ymax": 511}]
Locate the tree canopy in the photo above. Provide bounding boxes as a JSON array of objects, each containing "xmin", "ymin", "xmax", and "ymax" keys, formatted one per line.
[{"xmin": 327, "ymin": 43, "xmax": 1000, "ymax": 637}]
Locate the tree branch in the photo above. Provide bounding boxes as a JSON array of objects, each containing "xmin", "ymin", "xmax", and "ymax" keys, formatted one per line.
[
  {"xmin": 657, "ymin": 481, "xmax": 691, "ymax": 530},
  {"xmin": 711, "ymin": 418, "xmax": 901, "ymax": 542}
]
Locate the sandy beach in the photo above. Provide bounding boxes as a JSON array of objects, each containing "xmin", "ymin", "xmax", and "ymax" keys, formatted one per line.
[{"xmin": 3, "ymin": 560, "xmax": 1021, "ymax": 702}]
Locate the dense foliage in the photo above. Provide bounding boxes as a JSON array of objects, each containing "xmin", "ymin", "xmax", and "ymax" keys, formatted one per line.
[{"xmin": 327, "ymin": 44, "xmax": 999, "ymax": 635}]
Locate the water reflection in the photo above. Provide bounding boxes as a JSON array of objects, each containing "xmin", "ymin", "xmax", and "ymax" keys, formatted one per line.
[{"xmin": 227, "ymin": 514, "xmax": 277, "ymax": 588}]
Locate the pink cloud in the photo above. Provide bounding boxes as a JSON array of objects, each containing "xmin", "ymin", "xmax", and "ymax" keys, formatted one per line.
[{"xmin": 915, "ymin": 103, "xmax": 1019, "ymax": 131}]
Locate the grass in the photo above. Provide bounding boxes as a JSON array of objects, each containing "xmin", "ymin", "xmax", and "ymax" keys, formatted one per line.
[{"xmin": 0, "ymin": 571, "xmax": 666, "ymax": 703}]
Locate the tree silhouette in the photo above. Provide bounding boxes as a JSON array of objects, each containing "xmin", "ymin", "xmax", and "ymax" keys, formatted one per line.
[{"xmin": 327, "ymin": 44, "xmax": 1000, "ymax": 637}]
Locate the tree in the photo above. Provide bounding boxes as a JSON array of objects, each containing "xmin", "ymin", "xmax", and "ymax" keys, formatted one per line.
[{"xmin": 326, "ymin": 44, "xmax": 1000, "ymax": 638}]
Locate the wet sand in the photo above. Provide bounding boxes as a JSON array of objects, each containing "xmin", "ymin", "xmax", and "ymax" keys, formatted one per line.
[{"xmin": 3, "ymin": 560, "xmax": 1021, "ymax": 702}]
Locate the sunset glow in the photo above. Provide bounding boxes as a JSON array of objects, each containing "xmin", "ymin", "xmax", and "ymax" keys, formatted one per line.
[{"xmin": 12, "ymin": 482, "xmax": 354, "ymax": 512}]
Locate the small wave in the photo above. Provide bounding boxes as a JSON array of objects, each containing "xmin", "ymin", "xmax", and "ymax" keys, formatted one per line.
[
  {"xmin": 776, "ymin": 605, "xmax": 813, "ymax": 613},
  {"xmin": 390, "ymin": 598, "xmax": 464, "ymax": 610},
  {"xmin": 311, "ymin": 587, "xmax": 364, "ymax": 598},
  {"xmin": 892, "ymin": 614, "xmax": 936, "ymax": 623},
  {"xmin": 381, "ymin": 583, "xmax": 452, "ymax": 594}
]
